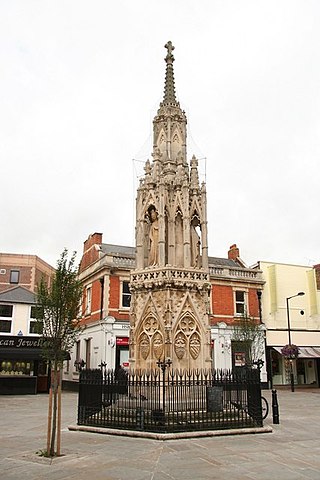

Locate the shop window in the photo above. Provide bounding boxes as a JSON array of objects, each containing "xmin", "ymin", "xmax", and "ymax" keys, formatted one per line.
[
  {"xmin": 10, "ymin": 270, "xmax": 20, "ymax": 284},
  {"xmin": 0, "ymin": 304, "xmax": 13, "ymax": 333},
  {"xmin": 0, "ymin": 360, "xmax": 32, "ymax": 375},
  {"xmin": 235, "ymin": 291, "xmax": 246, "ymax": 316},
  {"xmin": 121, "ymin": 281, "xmax": 131, "ymax": 308}
]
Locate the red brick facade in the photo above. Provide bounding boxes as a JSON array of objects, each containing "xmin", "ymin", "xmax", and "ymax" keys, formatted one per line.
[
  {"xmin": 109, "ymin": 276, "xmax": 120, "ymax": 310},
  {"xmin": 78, "ymin": 234, "xmax": 133, "ymax": 327},
  {"xmin": 211, "ymin": 285, "xmax": 234, "ymax": 319},
  {"xmin": 211, "ymin": 284, "xmax": 261, "ymax": 326},
  {"xmin": 0, "ymin": 253, "xmax": 54, "ymax": 293},
  {"xmin": 79, "ymin": 233, "xmax": 103, "ymax": 273}
]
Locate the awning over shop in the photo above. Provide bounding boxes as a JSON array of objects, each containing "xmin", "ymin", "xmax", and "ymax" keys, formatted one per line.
[
  {"xmin": 272, "ymin": 347, "xmax": 320, "ymax": 358},
  {"xmin": 0, "ymin": 349, "xmax": 71, "ymax": 360},
  {"xmin": 0, "ymin": 348, "xmax": 43, "ymax": 360}
]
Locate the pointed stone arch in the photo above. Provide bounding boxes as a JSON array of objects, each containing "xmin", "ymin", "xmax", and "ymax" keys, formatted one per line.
[
  {"xmin": 172, "ymin": 293, "xmax": 206, "ymax": 364},
  {"xmin": 135, "ymin": 295, "xmax": 164, "ymax": 364},
  {"xmin": 190, "ymin": 198, "xmax": 202, "ymax": 219},
  {"xmin": 173, "ymin": 190, "xmax": 185, "ymax": 215},
  {"xmin": 171, "ymin": 127, "xmax": 182, "ymax": 159},
  {"xmin": 173, "ymin": 310, "xmax": 202, "ymax": 361},
  {"xmin": 156, "ymin": 127, "xmax": 167, "ymax": 156}
]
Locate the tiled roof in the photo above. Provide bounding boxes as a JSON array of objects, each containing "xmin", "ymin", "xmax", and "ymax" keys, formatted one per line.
[
  {"xmin": 208, "ymin": 257, "xmax": 240, "ymax": 267},
  {"xmin": 101, "ymin": 244, "xmax": 135, "ymax": 257},
  {"xmin": 100, "ymin": 244, "xmax": 241, "ymax": 268},
  {"xmin": 0, "ymin": 286, "xmax": 36, "ymax": 304}
]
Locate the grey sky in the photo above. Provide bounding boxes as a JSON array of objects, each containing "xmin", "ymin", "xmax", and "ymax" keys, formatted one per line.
[{"xmin": 1, "ymin": 1, "xmax": 319, "ymax": 268}]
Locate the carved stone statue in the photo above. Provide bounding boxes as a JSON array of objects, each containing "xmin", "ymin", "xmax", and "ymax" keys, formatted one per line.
[{"xmin": 148, "ymin": 207, "xmax": 159, "ymax": 266}]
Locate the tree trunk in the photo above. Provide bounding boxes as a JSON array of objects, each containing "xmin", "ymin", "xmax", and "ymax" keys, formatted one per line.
[
  {"xmin": 57, "ymin": 368, "xmax": 62, "ymax": 456},
  {"xmin": 50, "ymin": 363, "xmax": 58, "ymax": 456},
  {"xmin": 46, "ymin": 374, "xmax": 53, "ymax": 454}
]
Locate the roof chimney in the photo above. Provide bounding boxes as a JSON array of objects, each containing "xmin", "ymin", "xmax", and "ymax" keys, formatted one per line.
[
  {"xmin": 79, "ymin": 233, "xmax": 103, "ymax": 273},
  {"xmin": 228, "ymin": 244, "xmax": 240, "ymax": 261}
]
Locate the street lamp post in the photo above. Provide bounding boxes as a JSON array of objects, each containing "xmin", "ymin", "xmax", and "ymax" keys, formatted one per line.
[
  {"xmin": 286, "ymin": 292, "xmax": 305, "ymax": 392},
  {"xmin": 156, "ymin": 357, "xmax": 172, "ymax": 413}
]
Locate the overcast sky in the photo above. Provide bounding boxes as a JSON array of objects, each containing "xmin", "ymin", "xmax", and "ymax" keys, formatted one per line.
[{"xmin": 1, "ymin": 0, "xmax": 319, "ymax": 269}]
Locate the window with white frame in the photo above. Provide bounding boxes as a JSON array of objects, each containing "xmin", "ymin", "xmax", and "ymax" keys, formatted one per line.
[
  {"xmin": 29, "ymin": 306, "xmax": 43, "ymax": 334},
  {"xmin": 235, "ymin": 290, "xmax": 246, "ymax": 316},
  {"xmin": 10, "ymin": 270, "xmax": 20, "ymax": 284},
  {"xmin": 85, "ymin": 286, "xmax": 92, "ymax": 315},
  {"xmin": 0, "ymin": 304, "xmax": 13, "ymax": 333},
  {"xmin": 121, "ymin": 281, "xmax": 131, "ymax": 308}
]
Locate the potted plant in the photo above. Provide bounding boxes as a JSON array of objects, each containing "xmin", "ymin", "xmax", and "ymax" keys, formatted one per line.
[{"xmin": 281, "ymin": 344, "xmax": 300, "ymax": 359}]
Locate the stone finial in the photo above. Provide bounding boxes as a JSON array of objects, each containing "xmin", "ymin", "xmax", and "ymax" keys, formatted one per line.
[
  {"xmin": 190, "ymin": 155, "xmax": 199, "ymax": 189},
  {"xmin": 163, "ymin": 41, "xmax": 177, "ymax": 104},
  {"xmin": 165, "ymin": 41, "xmax": 175, "ymax": 60}
]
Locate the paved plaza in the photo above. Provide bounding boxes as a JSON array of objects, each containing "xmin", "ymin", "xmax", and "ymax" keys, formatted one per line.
[{"xmin": 1, "ymin": 388, "xmax": 320, "ymax": 479}]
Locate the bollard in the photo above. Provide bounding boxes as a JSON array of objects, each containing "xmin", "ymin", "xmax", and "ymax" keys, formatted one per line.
[{"xmin": 272, "ymin": 389, "xmax": 280, "ymax": 424}]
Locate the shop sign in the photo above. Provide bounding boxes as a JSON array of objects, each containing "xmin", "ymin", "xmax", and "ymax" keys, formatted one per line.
[
  {"xmin": 113, "ymin": 323, "xmax": 130, "ymax": 330},
  {"xmin": 0, "ymin": 336, "xmax": 42, "ymax": 349},
  {"xmin": 116, "ymin": 337, "xmax": 129, "ymax": 346}
]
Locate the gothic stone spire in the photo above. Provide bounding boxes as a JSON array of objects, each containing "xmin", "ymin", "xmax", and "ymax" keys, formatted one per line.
[{"xmin": 163, "ymin": 41, "xmax": 177, "ymax": 104}]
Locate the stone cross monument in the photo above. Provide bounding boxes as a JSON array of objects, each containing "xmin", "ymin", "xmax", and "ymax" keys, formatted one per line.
[{"xmin": 129, "ymin": 42, "xmax": 212, "ymax": 371}]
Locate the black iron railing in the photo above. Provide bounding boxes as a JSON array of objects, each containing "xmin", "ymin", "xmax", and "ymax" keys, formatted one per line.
[{"xmin": 78, "ymin": 367, "xmax": 263, "ymax": 433}]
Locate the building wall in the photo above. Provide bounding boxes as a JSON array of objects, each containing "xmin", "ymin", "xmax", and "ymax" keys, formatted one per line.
[
  {"xmin": 258, "ymin": 261, "xmax": 320, "ymax": 387},
  {"xmin": 64, "ymin": 234, "xmax": 133, "ymax": 385},
  {"xmin": 0, "ymin": 253, "xmax": 54, "ymax": 293},
  {"xmin": 258, "ymin": 261, "xmax": 320, "ymax": 341},
  {"xmin": 8, "ymin": 304, "xmax": 33, "ymax": 336}
]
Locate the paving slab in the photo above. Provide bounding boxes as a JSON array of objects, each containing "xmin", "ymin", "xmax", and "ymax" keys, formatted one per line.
[{"xmin": 0, "ymin": 388, "xmax": 320, "ymax": 479}]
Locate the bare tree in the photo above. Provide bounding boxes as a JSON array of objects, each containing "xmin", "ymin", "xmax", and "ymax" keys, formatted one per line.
[{"xmin": 35, "ymin": 249, "xmax": 82, "ymax": 457}]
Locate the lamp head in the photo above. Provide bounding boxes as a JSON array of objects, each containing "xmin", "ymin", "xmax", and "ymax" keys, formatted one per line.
[{"xmin": 297, "ymin": 292, "xmax": 305, "ymax": 296}]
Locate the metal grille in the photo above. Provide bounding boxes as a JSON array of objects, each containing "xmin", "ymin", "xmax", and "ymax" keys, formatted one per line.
[{"xmin": 78, "ymin": 367, "xmax": 263, "ymax": 433}]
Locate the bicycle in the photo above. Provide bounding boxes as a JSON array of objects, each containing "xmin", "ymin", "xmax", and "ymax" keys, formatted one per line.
[
  {"xmin": 261, "ymin": 395, "xmax": 269, "ymax": 419},
  {"xmin": 231, "ymin": 394, "xmax": 269, "ymax": 420}
]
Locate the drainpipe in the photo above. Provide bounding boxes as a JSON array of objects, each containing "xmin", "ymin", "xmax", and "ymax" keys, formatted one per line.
[{"xmin": 99, "ymin": 277, "xmax": 104, "ymax": 321}]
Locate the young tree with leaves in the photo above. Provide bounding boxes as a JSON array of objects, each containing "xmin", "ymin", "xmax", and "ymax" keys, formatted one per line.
[{"xmin": 35, "ymin": 249, "xmax": 82, "ymax": 457}]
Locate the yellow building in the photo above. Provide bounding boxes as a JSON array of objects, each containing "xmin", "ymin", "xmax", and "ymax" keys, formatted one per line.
[{"xmin": 255, "ymin": 261, "xmax": 320, "ymax": 388}]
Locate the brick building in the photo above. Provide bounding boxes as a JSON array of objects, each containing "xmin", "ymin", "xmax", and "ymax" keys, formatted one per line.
[
  {"xmin": 0, "ymin": 253, "xmax": 55, "ymax": 394},
  {"xmin": 0, "ymin": 253, "xmax": 54, "ymax": 293},
  {"xmin": 254, "ymin": 260, "xmax": 320, "ymax": 388},
  {"xmin": 63, "ymin": 235, "xmax": 266, "ymax": 388}
]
